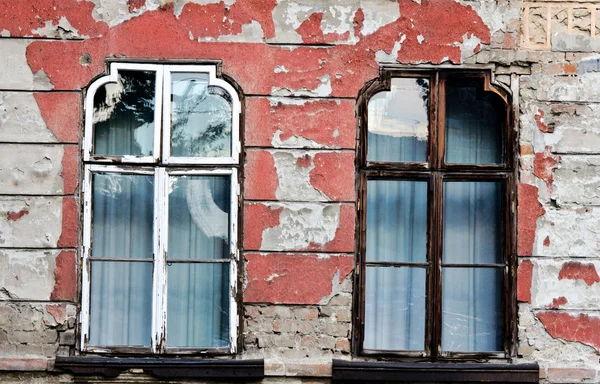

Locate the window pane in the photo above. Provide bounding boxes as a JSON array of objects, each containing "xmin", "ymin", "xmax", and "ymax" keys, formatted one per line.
[
  {"xmin": 167, "ymin": 262, "xmax": 230, "ymax": 348},
  {"xmin": 368, "ymin": 78, "xmax": 429, "ymax": 163},
  {"xmin": 89, "ymin": 261, "xmax": 152, "ymax": 346},
  {"xmin": 442, "ymin": 267, "xmax": 503, "ymax": 352},
  {"xmin": 93, "ymin": 70, "xmax": 156, "ymax": 157},
  {"xmin": 443, "ymin": 181, "xmax": 502, "ymax": 264},
  {"xmin": 168, "ymin": 175, "xmax": 230, "ymax": 260},
  {"xmin": 364, "ymin": 266, "xmax": 426, "ymax": 351},
  {"xmin": 171, "ymin": 73, "xmax": 233, "ymax": 158},
  {"xmin": 92, "ymin": 173, "xmax": 154, "ymax": 259},
  {"xmin": 366, "ymin": 180, "xmax": 427, "ymax": 263},
  {"xmin": 445, "ymin": 79, "xmax": 504, "ymax": 164}
]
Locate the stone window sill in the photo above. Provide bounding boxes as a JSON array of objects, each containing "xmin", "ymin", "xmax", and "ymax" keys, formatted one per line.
[
  {"xmin": 54, "ymin": 356, "xmax": 264, "ymax": 380},
  {"xmin": 332, "ymin": 359, "xmax": 539, "ymax": 383}
]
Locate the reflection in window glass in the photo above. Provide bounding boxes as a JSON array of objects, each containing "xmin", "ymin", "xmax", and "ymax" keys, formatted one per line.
[
  {"xmin": 445, "ymin": 79, "xmax": 504, "ymax": 164},
  {"xmin": 92, "ymin": 173, "xmax": 154, "ymax": 259},
  {"xmin": 368, "ymin": 78, "xmax": 429, "ymax": 163},
  {"xmin": 366, "ymin": 180, "xmax": 427, "ymax": 263},
  {"xmin": 442, "ymin": 267, "xmax": 503, "ymax": 352},
  {"xmin": 93, "ymin": 70, "xmax": 156, "ymax": 157},
  {"xmin": 171, "ymin": 73, "xmax": 232, "ymax": 158},
  {"xmin": 364, "ymin": 266, "xmax": 426, "ymax": 351},
  {"xmin": 167, "ymin": 263, "xmax": 230, "ymax": 348},
  {"xmin": 168, "ymin": 175, "xmax": 230, "ymax": 260}
]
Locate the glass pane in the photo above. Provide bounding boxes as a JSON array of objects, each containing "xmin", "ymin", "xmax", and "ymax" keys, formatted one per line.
[
  {"xmin": 93, "ymin": 70, "xmax": 156, "ymax": 157},
  {"xmin": 443, "ymin": 181, "xmax": 502, "ymax": 264},
  {"xmin": 442, "ymin": 267, "xmax": 503, "ymax": 352},
  {"xmin": 168, "ymin": 175, "xmax": 230, "ymax": 260},
  {"xmin": 92, "ymin": 173, "xmax": 154, "ymax": 259},
  {"xmin": 167, "ymin": 262, "xmax": 230, "ymax": 348},
  {"xmin": 364, "ymin": 266, "xmax": 426, "ymax": 351},
  {"xmin": 89, "ymin": 261, "xmax": 152, "ymax": 346},
  {"xmin": 171, "ymin": 73, "xmax": 233, "ymax": 158},
  {"xmin": 445, "ymin": 78, "xmax": 504, "ymax": 164},
  {"xmin": 368, "ymin": 78, "xmax": 429, "ymax": 163},
  {"xmin": 366, "ymin": 180, "xmax": 427, "ymax": 263}
]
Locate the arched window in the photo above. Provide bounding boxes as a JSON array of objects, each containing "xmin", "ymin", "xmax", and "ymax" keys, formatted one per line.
[
  {"xmin": 81, "ymin": 62, "xmax": 241, "ymax": 354},
  {"xmin": 356, "ymin": 69, "xmax": 515, "ymax": 358}
]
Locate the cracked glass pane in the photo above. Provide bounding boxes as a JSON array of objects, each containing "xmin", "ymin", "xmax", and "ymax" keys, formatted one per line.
[
  {"xmin": 89, "ymin": 261, "xmax": 152, "ymax": 347},
  {"xmin": 442, "ymin": 267, "xmax": 503, "ymax": 352},
  {"xmin": 92, "ymin": 173, "xmax": 154, "ymax": 259},
  {"xmin": 443, "ymin": 181, "xmax": 503, "ymax": 265},
  {"xmin": 170, "ymin": 73, "xmax": 232, "ymax": 158},
  {"xmin": 445, "ymin": 78, "xmax": 504, "ymax": 164},
  {"xmin": 93, "ymin": 70, "xmax": 156, "ymax": 157},
  {"xmin": 366, "ymin": 180, "xmax": 427, "ymax": 263},
  {"xmin": 367, "ymin": 77, "xmax": 429, "ymax": 163},
  {"xmin": 364, "ymin": 266, "xmax": 426, "ymax": 351},
  {"xmin": 167, "ymin": 175, "xmax": 230, "ymax": 260},
  {"xmin": 167, "ymin": 262, "xmax": 230, "ymax": 348}
]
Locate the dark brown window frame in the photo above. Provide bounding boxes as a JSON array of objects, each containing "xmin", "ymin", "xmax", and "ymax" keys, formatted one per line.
[{"xmin": 353, "ymin": 67, "xmax": 518, "ymax": 361}]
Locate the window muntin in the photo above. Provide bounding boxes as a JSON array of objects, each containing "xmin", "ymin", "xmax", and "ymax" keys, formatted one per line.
[
  {"xmin": 81, "ymin": 63, "xmax": 240, "ymax": 354},
  {"xmin": 358, "ymin": 70, "xmax": 513, "ymax": 358}
]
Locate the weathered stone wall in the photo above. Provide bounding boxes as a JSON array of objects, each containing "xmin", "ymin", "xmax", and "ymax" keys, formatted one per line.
[{"xmin": 1, "ymin": 0, "xmax": 600, "ymax": 383}]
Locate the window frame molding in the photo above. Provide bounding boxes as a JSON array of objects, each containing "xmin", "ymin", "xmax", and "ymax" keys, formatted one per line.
[
  {"xmin": 353, "ymin": 66, "xmax": 518, "ymax": 360},
  {"xmin": 80, "ymin": 61, "xmax": 243, "ymax": 356}
]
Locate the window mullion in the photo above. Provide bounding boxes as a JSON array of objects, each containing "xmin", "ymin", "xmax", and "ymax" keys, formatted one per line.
[
  {"xmin": 435, "ymin": 74, "xmax": 446, "ymax": 169},
  {"xmin": 162, "ymin": 68, "xmax": 172, "ymax": 163},
  {"xmin": 151, "ymin": 167, "xmax": 168, "ymax": 353},
  {"xmin": 229, "ymin": 169, "xmax": 239, "ymax": 353},
  {"xmin": 430, "ymin": 172, "xmax": 444, "ymax": 358}
]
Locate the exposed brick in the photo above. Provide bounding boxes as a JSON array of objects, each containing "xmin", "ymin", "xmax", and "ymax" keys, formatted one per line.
[
  {"xmin": 546, "ymin": 368, "xmax": 597, "ymax": 383},
  {"xmin": 244, "ymin": 253, "xmax": 354, "ymax": 304},
  {"xmin": 0, "ymin": 358, "xmax": 48, "ymax": 372}
]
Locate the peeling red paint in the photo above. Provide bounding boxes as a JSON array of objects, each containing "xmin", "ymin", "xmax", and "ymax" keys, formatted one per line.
[
  {"xmin": 57, "ymin": 197, "xmax": 78, "ymax": 248},
  {"xmin": 62, "ymin": 146, "xmax": 78, "ymax": 195},
  {"xmin": 534, "ymin": 109, "xmax": 549, "ymax": 132},
  {"xmin": 517, "ymin": 260, "xmax": 534, "ymax": 303},
  {"xmin": 33, "ymin": 92, "xmax": 81, "ymax": 143},
  {"xmin": 50, "ymin": 251, "xmax": 76, "ymax": 301},
  {"xmin": 0, "ymin": 0, "xmax": 108, "ymax": 37},
  {"xmin": 309, "ymin": 152, "xmax": 355, "ymax": 201},
  {"xmin": 549, "ymin": 296, "xmax": 568, "ymax": 309},
  {"xmin": 128, "ymin": 0, "xmax": 146, "ymax": 13},
  {"xmin": 25, "ymin": 0, "xmax": 489, "ymax": 96},
  {"xmin": 244, "ymin": 150, "xmax": 278, "ymax": 200},
  {"xmin": 296, "ymin": 13, "xmax": 350, "ymax": 44},
  {"xmin": 296, "ymin": 154, "xmax": 313, "ymax": 168},
  {"xmin": 537, "ymin": 312, "xmax": 600, "ymax": 350},
  {"xmin": 517, "ymin": 184, "xmax": 545, "ymax": 256},
  {"xmin": 307, "ymin": 204, "xmax": 355, "ymax": 253},
  {"xmin": 543, "ymin": 235, "xmax": 550, "ymax": 247},
  {"xmin": 243, "ymin": 203, "xmax": 283, "ymax": 251},
  {"xmin": 533, "ymin": 146, "xmax": 559, "ymax": 193},
  {"xmin": 7, "ymin": 210, "xmax": 29, "ymax": 221},
  {"xmin": 245, "ymin": 98, "xmax": 356, "ymax": 148},
  {"xmin": 558, "ymin": 262, "xmax": 600, "ymax": 286},
  {"xmin": 353, "ymin": 8, "xmax": 365, "ymax": 39},
  {"xmin": 45, "ymin": 303, "xmax": 67, "ymax": 325},
  {"xmin": 244, "ymin": 253, "xmax": 353, "ymax": 304}
]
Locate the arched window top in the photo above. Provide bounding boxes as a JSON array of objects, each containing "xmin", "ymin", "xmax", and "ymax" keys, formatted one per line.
[
  {"xmin": 362, "ymin": 70, "xmax": 512, "ymax": 170},
  {"xmin": 84, "ymin": 63, "xmax": 241, "ymax": 165}
]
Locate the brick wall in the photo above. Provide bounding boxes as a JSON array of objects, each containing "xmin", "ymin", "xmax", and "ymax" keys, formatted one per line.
[{"xmin": 1, "ymin": 0, "xmax": 600, "ymax": 383}]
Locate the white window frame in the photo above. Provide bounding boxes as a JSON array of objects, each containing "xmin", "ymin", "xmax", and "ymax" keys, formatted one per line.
[{"xmin": 81, "ymin": 63, "xmax": 241, "ymax": 354}]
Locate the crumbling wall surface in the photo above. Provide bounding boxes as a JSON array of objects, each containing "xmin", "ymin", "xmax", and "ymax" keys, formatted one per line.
[{"xmin": 1, "ymin": 0, "xmax": 599, "ymax": 383}]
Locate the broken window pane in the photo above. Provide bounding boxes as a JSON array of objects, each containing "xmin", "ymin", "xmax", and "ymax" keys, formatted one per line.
[
  {"xmin": 442, "ymin": 267, "xmax": 503, "ymax": 352},
  {"xmin": 368, "ymin": 78, "xmax": 429, "ymax": 163},
  {"xmin": 167, "ymin": 175, "xmax": 230, "ymax": 260},
  {"xmin": 443, "ymin": 181, "xmax": 503, "ymax": 265},
  {"xmin": 167, "ymin": 262, "xmax": 230, "ymax": 348},
  {"xmin": 89, "ymin": 261, "xmax": 152, "ymax": 346},
  {"xmin": 366, "ymin": 180, "xmax": 427, "ymax": 263},
  {"xmin": 93, "ymin": 70, "xmax": 156, "ymax": 157},
  {"xmin": 170, "ymin": 73, "xmax": 232, "ymax": 158},
  {"xmin": 445, "ymin": 79, "xmax": 504, "ymax": 164},
  {"xmin": 364, "ymin": 266, "xmax": 426, "ymax": 351},
  {"xmin": 92, "ymin": 173, "xmax": 154, "ymax": 259}
]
